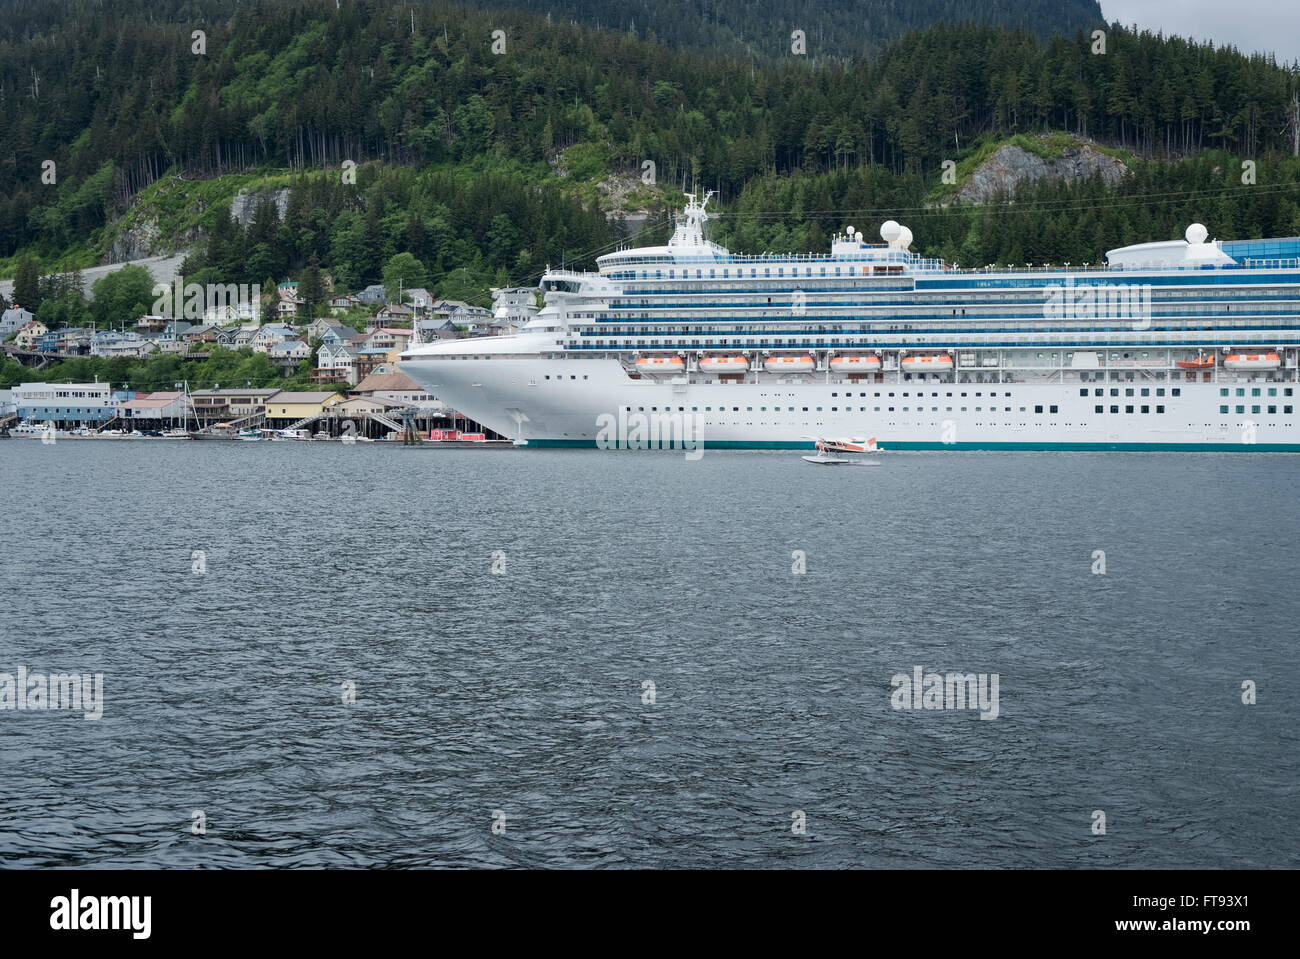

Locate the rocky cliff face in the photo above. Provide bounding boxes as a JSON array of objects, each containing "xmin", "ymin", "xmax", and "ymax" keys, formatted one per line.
[
  {"xmin": 954, "ymin": 140, "xmax": 1128, "ymax": 204},
  {"xmin": 230, "ymin": 186, "xmax": 290, "ymax": 226}
]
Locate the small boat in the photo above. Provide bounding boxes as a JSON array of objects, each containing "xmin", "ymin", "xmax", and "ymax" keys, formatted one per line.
[
  {"xmin": 1223, "ymin": 352, "xmax": 1282, "ymax": 371},
  {"xmin": 1177, "ymin": 355, "xmax": 1215, "ymax": 370},
  {"xmin": 634, "ymin": 355, "xmax": 685, "ymax": 374},
  {"xmin": 192, "ymin": 424, "xmax": 239, "ymax": 440},
  {"xmin": 237, "ymin": 428, "xmax": 263, "ymax": 440},
  {"xmin": 764, "ymin": 353, "xmax": 816, "ymax": 373},
  {"xmin": 901, "ymin": 353, "xmax": 954, "ymax": 372},
  {"xmin": 698, "ymin": 354, "xmax": 749, "ymax": 373},
  {"xmin": 829, "ymin": 353, "xmax": 882, "ymax": 374},
  {"xmin": 161, "ymin": 428, "xmax": 193, "ymax": 440},
  {"xmin": 273, "ymin": 428, "xmax": 312, "ymax": 441}
]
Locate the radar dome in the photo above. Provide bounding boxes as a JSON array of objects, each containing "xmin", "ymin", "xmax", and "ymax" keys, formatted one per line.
[
  {"xmin": 896, "ymin": 225, "xmax": 913, "ymax": 251},
  {"xmin": 846, "ymin": 226, "xmax": 856, "ymax": 236},
  {"xmin": 880, "ymin": 220, "xmax": 901, "ymax": 243},
  {"xmin": 1185, "ymin": 223, "xmax": 1209, "ymax": 244}
]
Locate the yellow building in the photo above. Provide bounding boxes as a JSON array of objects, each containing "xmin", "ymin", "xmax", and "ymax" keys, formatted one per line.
[{"xmin": 264, "ymin": 390, "xmax": 344, "ymax": 421}]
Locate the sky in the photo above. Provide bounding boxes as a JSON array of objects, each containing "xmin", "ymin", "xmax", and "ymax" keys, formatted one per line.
[{"xmin": 1102, "ymin": 0, "xmax": 1300, "ymax": 64}]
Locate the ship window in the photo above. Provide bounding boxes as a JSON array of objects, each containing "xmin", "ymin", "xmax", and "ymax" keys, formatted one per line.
[
  {"xmin": 831, "ymin": 407, "xmax": 838, "ymax": 412},
  {"xmin": 1125, "ymin": 405, "xmax": 1134, "ymax": 413},
  {"xmin": 1095, "ymin": 405, "xmax": 1104, "ymax": 414},
  {"xmin": 1220, "ymin": 388, "xmax": 1229, "ymax": 396},
  {"xmin": 1141, "ymin": 388, "xmax": 1149, "ymax": 396},
  {"xmin": 1156, "ymin": 405, "xmax": 1165, "ymax": 414},
  {"xmin": 1110, "ymin": 389, "xmax": 1119, "ymax": 396},
  {"xmin": 1252, "ymin": 405, "xmax": 1261, "ymax": 414},
  {"xmin": 1080, "ymin": 388, "xmax": 1088, "ymax": 397},
  {"xmin": 1269, "ymin": 405, "xmax": 1278, "ymax": 414},
  {"xmin": 1034, "ymin": 405, "xmax": 1043, "ymax": 413},
  {"xmin": 1141, "ymin": 405, "xmax": 1150, "ymax": 413},
  {"xmin": 1172, "ymin": 389, "xmax": 1181, "ymax": 396},
  {"xmin": 1236, "ymin": 388, "xmax": 1245, "ymax": 396},
  {"xmin": 1252, "ymin": 388, "xmax": 1261, "ymax": 397},
  {"xmin": 1269, "ymin": 388, "xmax": 1277, "ymax": 396},
  {"xmin": 1287, "ymin": 389, "xmax": 1294, "ymax": 396},
  {"xmin": 1110, "ymin": 405, "xmax": 1119, "ymax": 413},
  {"xmin": 1286, "ymin": 406, "xmax": 1294, "ymax": 413},
  {"xmin": 802, "ymin": 407, "xmax": 809, "ymax": 411},
  {"xmin": 1220, "ymin": 405, "xmax": 1230, "ymax": 414},
  {"xmin": 1125, "ymin": 388, "xmax": 1134, "ymax": 397},
  {"xmin": 1236, "ymin": 406, "xmax": 1245, "ymax": 414},
  {"xmin": 1050, "ymin": 405, "xmax": 1058, "ymax": 413}
]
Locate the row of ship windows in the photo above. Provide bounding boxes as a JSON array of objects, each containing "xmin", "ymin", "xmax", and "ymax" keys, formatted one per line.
[
  {"xmin": 1080, "ymin": 387, "xmax": 1189, "ymax": 397},
  {"xmin": 629, "ymin": 404, "xmax": 1065, "ymax": 414}
]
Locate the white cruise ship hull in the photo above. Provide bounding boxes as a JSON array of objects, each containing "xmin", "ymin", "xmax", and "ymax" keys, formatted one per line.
[{"xmin": 400, "ymin": 353, "xmax": 1300, "ymax": 451}]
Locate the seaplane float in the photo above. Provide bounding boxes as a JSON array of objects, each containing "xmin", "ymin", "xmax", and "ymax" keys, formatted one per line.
[{"xmin": 801, "ymin": 435, "xmax": 883, "ymax": 465}]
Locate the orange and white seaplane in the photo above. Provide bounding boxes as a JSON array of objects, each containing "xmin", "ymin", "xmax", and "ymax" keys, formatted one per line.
[{"xmin": 800, "ymin": 435, "xmax": 882, "ymax": 465}]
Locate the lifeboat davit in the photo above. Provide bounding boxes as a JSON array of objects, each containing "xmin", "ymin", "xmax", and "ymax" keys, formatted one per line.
[
  {"xmin": 764, "ymin": 354, "xmax": 816, "ymax": 373},
  {"xmin": 901, "ymin": 353, "xmax": 954, "ymax": 372},
  {"xmin": 829, "ymin": 354, "xmax": 882, "ymax": 373},
  {"xmin": 1223, "ymin": 352, "xmax": 1282, "ymax": 371},
  {"xmin": 634, "ymin": 355, "xmax": 686, "ymax": 373},
  {"xmin": 699, "ymin": 354, "xmax": 750, "ymax": 373},
  {"xmin": 1177, "ymin": 355, "xmax": 1215, "ymax": 370}
]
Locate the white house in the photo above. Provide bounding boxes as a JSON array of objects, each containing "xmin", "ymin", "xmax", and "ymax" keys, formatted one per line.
[
  {"xmin": 315, "ymin": 342, "xmax": 359, "ymax": 385},
  {"xmin": 268, "ymin": 339, "xmax": 311, "ymax": 369},
  {"xmin": 250, "ymin": 324, "xmax": 298, "ymax": 352},
  {"xmin": 1, "ymin": 306, "xmax": 35, "ymax": 338}
]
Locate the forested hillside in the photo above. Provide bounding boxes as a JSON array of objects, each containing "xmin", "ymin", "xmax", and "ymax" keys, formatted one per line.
[
  {"xmin": 1, "ymin": 0, "xmax": 1299, "ymax": 323},
  {"xmin": 460, "ymin": 0, "xmax": 1105, "ymax": 58}
]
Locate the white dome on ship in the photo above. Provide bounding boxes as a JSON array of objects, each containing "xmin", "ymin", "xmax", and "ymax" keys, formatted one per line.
[
  {"xmin": 880, "ymin": 220, "xmax": 901, "ymax": 242},
  {"xmin": 1185, "ymin": 223, "xmax": 1209, "ymax": 244}
]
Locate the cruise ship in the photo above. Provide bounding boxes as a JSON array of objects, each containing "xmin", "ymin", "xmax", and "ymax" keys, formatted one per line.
[{"xmin": 401, "ymin": 193, "xmax": 1300, "ymax": 451}]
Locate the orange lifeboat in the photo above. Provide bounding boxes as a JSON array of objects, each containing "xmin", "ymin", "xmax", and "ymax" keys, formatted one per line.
[
  {"xmin": 901, "ymin": 353, "xmax": 954, "ymax": 372},
  {"xmin": 764, "ymin": 354, "xmax": 816, "ymax": 373},
  {"xmin": 699, "ymin": 354, "xmax": 750, "ymax": 373},
  {"xmin": 634, "ymin": 355, "xmax": 686, "ymax": 373},
  {"xmin": 1223, "ymin": 352, "xmax": 1282, "ymax": 371},
  {"xmin": 829, "ymin": 354, "xmax": 882, "ymax": 374},
  {"xmin": 1177, "ymin": 355, "xmax": 1215, "ymax": 370}
]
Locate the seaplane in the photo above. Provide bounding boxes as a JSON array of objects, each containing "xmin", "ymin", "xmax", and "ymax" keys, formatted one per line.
[{"xmin": 801, "ymin": 435, "xmax": 883, "ymax": 465}]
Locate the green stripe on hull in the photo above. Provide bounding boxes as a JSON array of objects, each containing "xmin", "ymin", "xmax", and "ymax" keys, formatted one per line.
[{"xmin": 522, "ymin": 439, "xmax": 1300, "ymax": 452}]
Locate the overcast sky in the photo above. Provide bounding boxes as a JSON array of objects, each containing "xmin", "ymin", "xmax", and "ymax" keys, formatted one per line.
[{"xmin": 1101, "ymin": 0, "xmax": 1300, "ymax": 64}]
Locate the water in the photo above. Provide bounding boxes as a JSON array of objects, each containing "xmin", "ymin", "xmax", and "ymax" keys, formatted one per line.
[{"xmin": 1, "ymin": 440, "xmax": 1296, "ymax": 868}]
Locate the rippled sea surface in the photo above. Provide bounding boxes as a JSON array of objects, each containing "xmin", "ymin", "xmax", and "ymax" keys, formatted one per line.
[{"xmin": 0, "ymin": 440, "xmax": 1296, "ymax": 868}]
